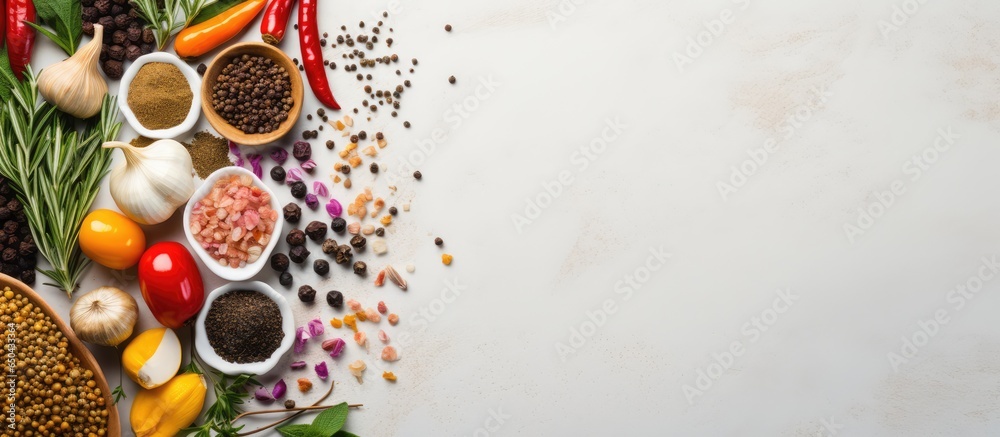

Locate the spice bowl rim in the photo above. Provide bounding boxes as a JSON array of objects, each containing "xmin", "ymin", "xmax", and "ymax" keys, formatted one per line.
[
  {"xmin": 200, "ymin": 41, "xmax": 304, "ymax": 146},
  {"xmin": 194, "ymin": 281, "xmax": 295, "ymax": 376},
  {"xmin": 182, "ymin": 166, "xmax": 285, "ymax": 282},
  {"xmin": 118, "ymin": 52, "xmax": 202, "ymax": 140}
]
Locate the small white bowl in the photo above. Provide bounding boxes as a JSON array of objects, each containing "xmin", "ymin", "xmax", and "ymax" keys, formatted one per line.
[
  {"xmin": 195, "ymin": 281, "xmax": 295, "ymax": 375},
  {"xmin": 118, "ymin": 52, "xmax": 201, "ymax": 139},
  {"xmin": 183, "ymin": 166, "xmax": 284, "ymax": 281}
]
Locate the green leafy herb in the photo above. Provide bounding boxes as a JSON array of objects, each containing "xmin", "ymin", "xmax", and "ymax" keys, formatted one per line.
[
  {"xmin": 0, "ymin": 48, "xmax": 13, "ymax": 102},
  {"xmin": 181, "ymin": 0, "xmax": 214, "ymax": 27},
  {"xmin": 131, "ymin": 0, "xmax": 215, "ymax": 51},
  {"xmin": 277, "ymin": 402, "xmax": 355, "ymax": 437},
  {"xmin": 26, "ymin": 0, "xmax": 83, "ymax": 55},
  {"xmin": 0, "ymin": 68, "xmax": 121, "ymax": 296},
  {"xmin": 111, "ymin": 384, "xmax": 127, "ymax": 405},
  {"xmin": 188, "ymin": 0, "xmax": 246, "ymax": 26}
]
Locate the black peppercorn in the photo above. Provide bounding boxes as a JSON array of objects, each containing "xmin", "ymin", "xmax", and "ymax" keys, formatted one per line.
[
  {"xmin": 322, "ymin": 238, "xmax": 339, "ymax": 254},
  {"xmin": 369, "ymin": 163, "xmax": 379, "ymax": 173},
  {"xmin": 375, "ymin": 227, "xmax": 385, "ymax": 237},
  {"xmin": 270, "ymin": 166, "xmax": 286, "ymax": 182},
  {"xmin": 279, "ymin": 271, "xmax": 293, "ymax": 286},
  {"xmin": 270, "ymin": 253, "xmax": 290, "ymax": 272},
  {"xmin": 353, "ymin": 261, "xmax": 367, "ymax": 276},
  {"xmin": 326, "ymin": 290, "xmax": 344, "ymax": 308},
  {"xmin": 290, "ymin": 181, "xmax": 307, "ymax": 198},
  {"xmin": 298, "ymin": 285, "xmax": 317, "ymax": 302},
  {"xmin": 388, "ymin": 206, "xmax": 397, "ymax": 215},
  {"xmin": 292, "ymin": 141, "xmax": 312, "ymax": 161},
  {"xmin": 331, "ymin": 217, "xmax": 347, "ymax": 234},
  {"xmin": 413, "ymin": 171, "xmax": 422, "ymax": 179},
  {"xmin": 334, "ymin": 245, "xmax": 353, "ymax": 264},
  {"xmin": 314, "ymin": 259, "xmax": 330, "ymax": 275},
  {"xmin": 350, "ymin": 235, "xmax": 366, "ymax": 250},
  {"xmin": 289, "ymin": 245, "xmax": 311, "ymax": 263},
  {"xmin": 197, "ymin": 63, "xmax": 207, "ymax": 75},
  {"xmin": 283, "ymin": 203, "xmax": 302, "ymax": 223},
  {"xmin": 449, "ymin": 76, "xmax": 456, "ymax": 84},
  {"xmin": 286, "ymin": 229, "xmax": 307, "ymax": 246},
  {"xmin": 340, "ymin": 165, "xmax": 351, "ymax": 175},
  {"xmin": 304, "ymin": 221, "xmax": 328, "ymax": 241},
  {"xmin": 326, "ymin": 140, "xmax": 335, "ymax": 150},
  {"xmin": 435, "ymin": 237, "xmax": 444, "ymax": 246},
  {"xmin": 285, "ymin": 400, "xmax": 296, "ymax": 409}
]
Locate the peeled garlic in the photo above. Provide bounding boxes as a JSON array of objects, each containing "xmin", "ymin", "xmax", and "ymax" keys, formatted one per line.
[
  {"xmin": 103, "ymin": 140, "xmax": 195, "ymax": 225},
  {"xmin": 123, "ymin": 328, "xmax": 182, "ymax": 389},
  {"xmin": 38, "ymin": 24, "xmax": 108, "ymax": 118},
  {"xmin": 70, "ymin": 286, "xmax": 138, "ymax": 347},
  {"xmin": 131, "ymin": 372, "xmax": 207, "ymax": 437}
]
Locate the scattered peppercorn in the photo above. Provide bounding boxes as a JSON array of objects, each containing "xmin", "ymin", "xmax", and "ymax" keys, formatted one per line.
[
  {"xmin": 445, "ymin": 24, "xmax": 452, "ymax": 31},
  {"xmin": 331, "ymin": 217, "xmax": 347, "ymax": 234},
  {"xmin": 286, "ymin": 229, "xmax": 307, "ymax": 246},
  {"xmin": 314, "ymin": 259, "xmax": 330, "ymax": 275},
  {"xmin": 283, "ymin": 203, "xmax": 302, "ymax": 223},
  {"xmin": 279, "ymin": 271, "xmax": 293, "ymax": 286},
  {"xmin": 350, "ymin": 235, "xmax": 367, "ymax": 250},
  {"xmin": 326, "ymin": 140, "xmax": 335, "ymax": 149},
  {"xmin": 285, "ymin": 400, "xmax": 296, "ymax": 409},
  {"xmin": 375, "ymin": 227, "xmax": 385, "ymax": 237},
  {"xmin": 449, "ymin": 76, "xmax": 456, "ymax": 84},
  {"xmin": 413, "ymin": 171, "xmax": 422, "ymax": 179},
  {"xmin": 270, "ymin": 253, "xmax": 290, "ymax": 272},
  {"xmin": 340, "ymin": 165, "xmax": 351, "ymax": 175},
  {"xmin": 305, "ymin": 221, "xmax": 328, "ymax": 241},
  {"xmin": 298, "ymin": 285, "xmax": 317, "ymax": 303},
  {"xmin": 197, "ymin": 63, "xmax": 207, "ymax": 75},
  {"xmin": 326, "ymin": 290, "xmax": 344, "ymax": 308},
  {"xmin": 435, "ymin": 237, "xmax": 443, "ymax": 246},
  {"xmin": 292, "ymin": 141, "xmax": 312, "ymax": 161},
  {"xmin": 388, "ymin": 206, "xmax": 397, "ymax": 215},
  {"xmin": 334, "ymin": 245, "xmax": 353, "ymax": 264},
  {"xmin": 404, "ymin": 121, "xmax": 411, "ymax": 128},
  {"xmin": 353, "ymin": 261, "xmax": 367, "ymax": 276},
  {"xmin": 290, "ymin": 181, "xmax": 307, "ymax": 198},
  {"xmin": 270, "ymin": 166, "xmax": 286, "ymax": 182},
  {"xmin": 289, "ymin": 245, "xmax": 311, "ymax": 263},
  {"xmin": 370, "ymin": 163, "xmax": 379, "ymax": 173}
]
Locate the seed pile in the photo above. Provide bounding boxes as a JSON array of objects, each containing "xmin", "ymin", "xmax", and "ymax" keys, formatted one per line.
[
  {"xmin": 81, "ymin": 0, "xmax": 155, "ymax": 79},
  {"xmin": 1, "ymin": 287, "xmax": 110, "ymax": 435},
  {"xmin": 205, "ymin": 289, "xmax": 284, "ymax": 363},
  {"xmin": 128, "ymin": 62, "xmax": 193, "ymax": 130},
  {"xmin": 186, "ymin": 131, "xmax": 233, "ymax": 178},
  {"xmin": 0, "ymin": 177, "xmax": 36, "ymax": 284},
  {"xmin": 211, "ymin": 55, "xmax": 293, "ymax": 134}
]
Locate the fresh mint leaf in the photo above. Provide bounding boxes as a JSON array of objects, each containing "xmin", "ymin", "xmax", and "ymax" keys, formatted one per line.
[
  {"xmin": 278, "ymin": 424, "xmax": 313, "ymax": 437},
  {"xmin": 311, "ymin": 402, "xmax": 349, "ymax": 435},
  {"xmin": 27, "ymin": 0, "xmax": 83, "ymax": 55}
]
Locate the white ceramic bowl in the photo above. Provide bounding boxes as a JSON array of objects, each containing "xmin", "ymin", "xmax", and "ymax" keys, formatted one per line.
[
  {"xmin": 118, "ymin": 52, "xmax": 201, "ymax": 139},
  {"xmin": 183, "ymin": 166, "xmax": 284, "ymax": 281},
  {"xmin": 195, "ymin": 281, "xmax": 295, "ymax": 375}
]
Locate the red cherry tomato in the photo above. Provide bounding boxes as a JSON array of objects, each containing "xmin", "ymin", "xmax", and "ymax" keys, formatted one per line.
[{"xmin": 138, "ymin": 242, "xmax": 205, "ymax": 329}]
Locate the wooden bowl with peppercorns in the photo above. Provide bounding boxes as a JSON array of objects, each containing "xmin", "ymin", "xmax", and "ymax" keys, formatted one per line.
[
  {"xmin": 0, "ymin": 274, "xmax": 121, "ymax": 436},
  {"xmin": 201, "ymin": 42, "xmax": 305, "ymax": 146}
]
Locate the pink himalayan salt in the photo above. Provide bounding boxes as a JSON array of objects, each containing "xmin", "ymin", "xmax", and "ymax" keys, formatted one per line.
[{"xmin": 189, "ymin": 174, "xmax": 278, "ymax": 268}]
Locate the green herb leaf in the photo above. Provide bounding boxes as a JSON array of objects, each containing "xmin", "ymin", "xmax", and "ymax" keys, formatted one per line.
[
  {"xmin": 311, "ymin": 402, "xmax": 349, "ymax": 435},
  {"xmin": 278, "ymin": 424, "xmax": 313, "ymax": 437},
  {"xmin": 188, "ymin": 0, "xmax": 246, "ymax": 26},
  {"xmin": 111, "ymin": 385, "xmax": 127, "ymax": 405},
  {"xmin": 0, "ymin": 48, "xmax": 13, "ymax": 102},
  {"xmin": 29, "ymin": 0, "xmax": 83, "ymax": 55},
  {"xmin": 332, "ymin": 431, "xmax": 360, "ymax": 437}
]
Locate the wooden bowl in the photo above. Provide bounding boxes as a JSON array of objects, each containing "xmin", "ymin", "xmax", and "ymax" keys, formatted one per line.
[
  {"xmin": 200, "ymin": 42, "xmax": 303, "ymax": 146},
  {"xmin": 0, "ymin": 274, "xmax": 120, "ymax": 436}
]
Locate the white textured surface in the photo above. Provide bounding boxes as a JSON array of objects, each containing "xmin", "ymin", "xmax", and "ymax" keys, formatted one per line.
[{"xmin": 24, "ymin": 0, "xmax": 1000, "ymax": 435}]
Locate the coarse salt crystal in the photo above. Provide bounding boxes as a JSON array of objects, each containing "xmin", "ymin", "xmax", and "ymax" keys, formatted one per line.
[{"xmin": 372, "ymin": 239, "xmax": 387, "ymax": 255}]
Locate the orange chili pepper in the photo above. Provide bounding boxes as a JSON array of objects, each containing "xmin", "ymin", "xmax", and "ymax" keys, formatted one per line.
[{"xmin": 174, "ymin": 0, "xmax": 267, "ymax": 59}]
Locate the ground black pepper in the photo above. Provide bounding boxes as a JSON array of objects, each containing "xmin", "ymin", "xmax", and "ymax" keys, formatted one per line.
[{"xmin": 205, "ymin": 290, "xmax": 284, "ymax": 364}]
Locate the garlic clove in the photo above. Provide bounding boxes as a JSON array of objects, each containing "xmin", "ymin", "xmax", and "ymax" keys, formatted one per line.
[
  {"xmin": 69, "ymin": 286, "xmax": 138, "ymax": 347},
  {"xmin": 37, "ymin": 24, "xmax": 109, "ymax": 119},
  {"xmin": 103, "ymin": 140, "xmax": 196, "ymax": 225}
]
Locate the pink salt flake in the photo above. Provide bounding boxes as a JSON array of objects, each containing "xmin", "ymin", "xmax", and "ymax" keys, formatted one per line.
[
  {"xmin": 378, "ymin": 330, "xmax": 389, "ymax": 343},
  {"xmin": 189, "ymin": 174, "xmax": 277, "ymax": 268},
  {"xmin": 377, "ymin": 301, "xmax": 387, "ymax": 314},
  {"xmin": 347, "ymin": 299, "xmax": 362, "ymax": 312},
  {"xmin": 381, "ymin": 346, "xmax": 399, "ymax": 362},
  {"xmin": 354, "ymin": 331, "xmax": 367, "ymax": 346},
  {"xmin": 365, "ymin": 308, "xmax": 381, "ymax": 323}
]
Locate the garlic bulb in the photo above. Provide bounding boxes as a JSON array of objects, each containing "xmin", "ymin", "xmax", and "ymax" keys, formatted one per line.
[
  {"xmin": 103, "ymin": 140, "xmax": 195, "ymax": 225},
  {"xmin": 70, "ymin": 286, "xmax": 138, "ymax": 347},
  {"xmin": 37, "ymin": 24, "xmax": 108, "ymax": 119}
]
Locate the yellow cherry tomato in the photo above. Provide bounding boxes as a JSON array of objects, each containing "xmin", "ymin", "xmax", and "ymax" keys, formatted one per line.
[{"xmin": 79, "ymin": 209, "xmax": 146, "ymax": 270}]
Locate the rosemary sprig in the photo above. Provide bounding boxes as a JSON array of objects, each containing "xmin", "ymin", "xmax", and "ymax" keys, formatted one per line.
[
  {"xmin": 131, "ymin": 0, "xmax": 213, "ymax": 51},
  {"xmin": 0, "ymin": 68, "xmax": 121, "ymax": 296}
]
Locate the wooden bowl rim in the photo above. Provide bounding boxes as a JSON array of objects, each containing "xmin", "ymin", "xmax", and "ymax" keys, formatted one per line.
[
  {"xmin": 0, "ymin": 274, "xmax": 121, "ymax": 436},
  {"xmin": 200, "ymin": 41, "xmax": 304, "ymax": 146}
]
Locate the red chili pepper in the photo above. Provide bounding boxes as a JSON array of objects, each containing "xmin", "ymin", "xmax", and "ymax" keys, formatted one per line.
[
  {"xmin": 6, "ymin": 0, "xmax": 36, "ymax": 80},
  {"xmin": 260, "ymin": 0, "xmax": 295, "ymax": 45},
  {"xmin": 298, "ymin": 0, "xmax": 339, "ymax": 110},
  {"xmin": 138, "ymin": 242, "xmax": 206, "ymax": 329}
]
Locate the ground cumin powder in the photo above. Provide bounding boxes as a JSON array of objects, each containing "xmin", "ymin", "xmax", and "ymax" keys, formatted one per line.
[{"xmin": 127, "ymin": 62, "xmax": 192, "ymax": 130}]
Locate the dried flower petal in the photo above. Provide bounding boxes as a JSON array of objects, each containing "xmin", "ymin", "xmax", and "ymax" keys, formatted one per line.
[
  {"xmin": 305, "ymin": 194, "xmax": 319, "ymax": 209},
  {"xmin": 229, "ymin": 140, "xmax": 244, "ymax": 167},
  {"xmin": 295, "ymin": 326, "xmax": 311, "ymax": 354},
  {"xmin": 308, "ymin": 318, "xmax": 325, "ymax": 337},
  {"xmin": 326, "ymin": 199, "xmax": 343, "ymax": 218},
  {"xmin": 385, "ymin": 265, "xmax": 407, "ymax": 290},
  {"xmin": 313, "ymin": 182, "xmax": 329, "ymax": 198},
  {"xmin": 328, "ymin": 338, "xmax": 346, "ymax": 358},
  {"xmin": 248, "ymin": 154, "xmax": 264, "ymax": 179},
  {"xmin": 315, "ymin": 362, "xmax": 329, "ymax": 380},
  {"xmin": 381, "ymin": 346, "xmax": 399, "ymax": 362},
  {"xmin": 254, "ymin": 386, "xmax": 274, "ymax": 402},
  {"xmin": 270, "ymin": 147, "xmax": 289, "ymax": 165},
  {"xmin": 378, "ymin": 329, "xmax": 389, "ymax": 343},
  {"xmin": 301, "ymin": 159, "xmax": 318, "ymax": 172},
  {"xmin": 286, "ymin": 167, "xmax": 303, "ymax": 183},
  {"xmin": 290, "ymin": 360, "xmax": 307, "ymax": 370},
  {"xmin": 272, "ymin": 379, "xmax": 287, "ymax": 399}
]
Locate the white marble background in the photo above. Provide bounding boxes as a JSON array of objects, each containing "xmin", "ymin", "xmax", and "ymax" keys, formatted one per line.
[{"xmin": 25, "ymin": 0, "xmax": 1000, "ymax": 435}]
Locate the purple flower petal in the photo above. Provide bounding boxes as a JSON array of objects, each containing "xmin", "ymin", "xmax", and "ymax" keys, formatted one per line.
[
  {"xmin": 272, "ymin": 379, "xmax": 287, "ymax": 399},
  {"xmin": 254, "ymin": 386, "xmax": 274, "ymax": 402},
  {"xmin": 295, "ymin": 326, "xmax": 311, "ymax": 354},
  {"xmin": 229, "ymin": 141, "xmax": 244, "ymax": 167},
  {"xmin": 328, "ymin": 338, "xmax": 346, "ymax": 358},
  {"xmin": 301, "ymin": 159, "xmax": 317, "ymax": 172},
  {"xmin": 313, "ymin": 182, "xmax": 329, "ymax": 198},
  {"xmin": 290, "ymin": 360, "xmax": 307, "ymax": 370},
  {"xmin": 308, "ymin": 318, "xmax": 325, "ymax": 337},
  {"xmin": 305, "ymin": 194, "xmax": 319, "ymax": 210},
  {"xmin": 315, "ymin": 362, "xmax": 329, "ymax": 380},
  {"xmin": 326, "ymin": 199, "xmax": 343, "ymax": 218},
  {"xmin": 270, "ymin": 147, "xmax": 288, "ymax": 165},
  {"xmin": 286, "ymin": 167, "xmax": 303, "ymax": 183},
  {"xmin": 248, "ymin": 154, "xmax": 263, "ymax": 179}
]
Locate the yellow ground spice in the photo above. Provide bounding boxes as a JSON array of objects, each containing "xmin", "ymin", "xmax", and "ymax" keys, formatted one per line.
[{"xmin": 127, "ymin": 62, "xmax": 192, "ymax": 130}]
